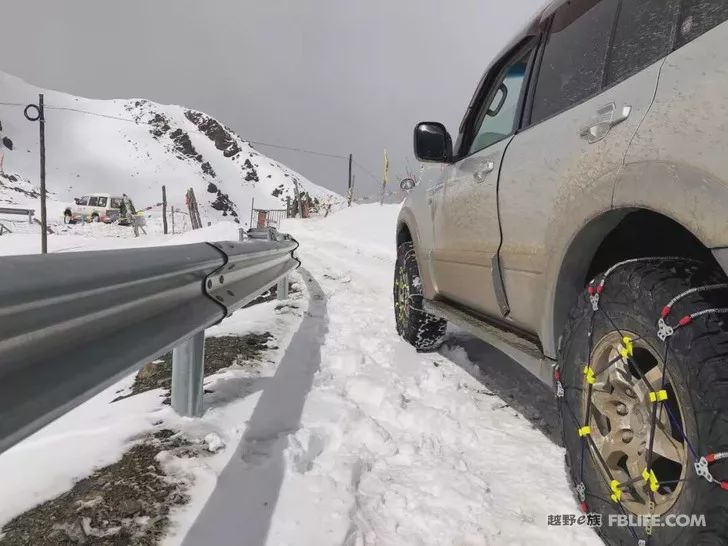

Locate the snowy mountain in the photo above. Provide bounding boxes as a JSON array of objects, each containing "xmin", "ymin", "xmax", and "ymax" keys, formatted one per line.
[{"xmin": 0, "ymin": 71, "xmax": 338, "ymax": 226}]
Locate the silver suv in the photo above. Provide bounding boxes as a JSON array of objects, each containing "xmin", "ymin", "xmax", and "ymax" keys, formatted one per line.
[{"xmin": 394, "ymin": 1, "xmax": 728, "ymax": 543}]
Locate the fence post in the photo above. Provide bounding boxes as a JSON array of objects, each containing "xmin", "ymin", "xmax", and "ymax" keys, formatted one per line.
[
  {"xmin": 347, "ymin": 153, "xmax": 353, "ymax": 207},
  {"xmin": 162, "ymin": 185, "xmax": 168, "ymax": 234},
  {"xmin": 171, "ymin": 332, "xmax": 205, "ymax": 417}
]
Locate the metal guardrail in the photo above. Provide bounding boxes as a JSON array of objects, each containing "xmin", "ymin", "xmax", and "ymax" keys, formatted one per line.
[
  {"xmin": 0, "ymin": 206, "xmax": 34, "ymax": 224},
  {"xmin": 0, "ymin": 230, "xmax": 299, "ymax": 454}
]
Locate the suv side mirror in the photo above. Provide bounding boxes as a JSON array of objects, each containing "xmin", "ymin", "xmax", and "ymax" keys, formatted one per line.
[
  {"xmin": 414, "ymin": 122, "xmax": 452, "ymax": 163},
  {"xmin": 400, "ymin": 177, "xmax": 416, "ymax": 191}
]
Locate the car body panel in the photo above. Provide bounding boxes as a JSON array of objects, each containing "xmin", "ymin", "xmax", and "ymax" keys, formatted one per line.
[
  {"xmin": 616, "ymin": 22, "xmax": 728, "ymax": 248},
  {"xmin": 400, "ymin": 5, "xmax": 728, "ymax": 366},
  {"xmin": 498, "ymin": 60, "xmax": 664, "ymax": 349},
  {"xmin": 431, "ymin": 137, "xmax": 511, "ymax": 316}
]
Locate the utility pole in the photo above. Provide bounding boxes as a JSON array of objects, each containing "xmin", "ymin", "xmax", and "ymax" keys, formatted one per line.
[
  {"xmin": 24, "ymin": 94, "xmax": 47, "ymax": 254},
  {"xmin": 0, "ymin": 120, "xmax": 13, "ymax": 175},
  {"xmin": 162, "ymin": 185, "xmax": 168, "ymax": 234},
  {"xmin": 347, "ymin": 153, "xmax": 353, "ymax": 207},
  {"xmin": 171, "ymin": 205, "xmax": 175, "ymax": 234}
]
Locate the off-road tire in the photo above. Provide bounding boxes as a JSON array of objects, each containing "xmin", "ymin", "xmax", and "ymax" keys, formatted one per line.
[
  {"xmin": 560, "ymin": 259, "xmax": 728, "ymax": 545},
  {"xmin": 63, "ymin": 211, "xmax": 72, "ymax": 224},
  {"xmin": 393, "ymin": 242, "xmax": 447, "ymax": 351}
]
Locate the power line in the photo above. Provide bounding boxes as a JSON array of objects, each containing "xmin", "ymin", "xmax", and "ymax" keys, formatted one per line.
[
  {"xmin": 1, "ymin": 99, "xmax": 386, "ymax": 188},
  {"xmin": 1, "ymin": 101, "xmax": 351, "ymax": 162},
  {"xmin": 351, "ymin": 158, "xmax": 381, "ymax": 185},
  {"xmin": 247, "ymin": 140, "xmax": 348, "ymax": 161}
]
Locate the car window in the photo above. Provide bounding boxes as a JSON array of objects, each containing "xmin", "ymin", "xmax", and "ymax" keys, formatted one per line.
[
  {"xmin": 88, "ymin": 196, "xmax": 100, "ymax": 207},
  {"xmin": 97, "ymin": 197, "xmax": 108, "ymax": 207},
  {"xmin": 77, "ymin": 196, "xmax": 89, "ymax": 206},
  {"xmin": 605, "ymin": 0, "xmax": 680, "ymax": 86},
  {"xmin": 110, "ymin": 198, "xmax": 122, "ymax": 209},
  {"xmin": 468, "ymin": 50, "xmax": 531, "ymax": 155},
  {"xmin": 677, "ymin": 0, "xmax": 728, "ymax": 47},
  {"xmin": 531, "ymin": 0, "xmax": 619, "ymax": 125}
]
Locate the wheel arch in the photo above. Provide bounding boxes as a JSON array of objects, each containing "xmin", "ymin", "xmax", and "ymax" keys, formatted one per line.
[
  {"xmin": 545, "ymin": 207, "xmax": 722, "ymax": 359},
  {"xmin": 396, "ymin": 208, "xmax": 436, "ymax": 300}
]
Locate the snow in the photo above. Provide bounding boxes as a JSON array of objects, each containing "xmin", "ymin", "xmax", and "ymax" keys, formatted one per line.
[
  {"xmin": 0, "ymin": 222, "xmax": 307, "ymax": 532},
  {"xmin": 179, "ymin": 204, "xmax": 600, "ymax": 545},
  {"xmin": 0, "ymin": 70, "xmax": 340, "ymax": 230},
  {"xmin": 0, "ymin": 203, "xmax": 600, "ymax": 545},
  {"xmin": 0, "ymin": 376, "xmax": 162, "ymax": 526}
]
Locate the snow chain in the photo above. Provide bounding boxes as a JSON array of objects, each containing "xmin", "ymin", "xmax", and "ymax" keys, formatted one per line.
[{"xmin": 553, "ymin": 258, "xmax": 728, "ymax": 544}]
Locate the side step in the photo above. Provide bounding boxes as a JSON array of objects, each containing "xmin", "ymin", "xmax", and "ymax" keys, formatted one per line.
[{"xmin": 424, "ymin": 299, "xmax": 554, "ymax": 386}]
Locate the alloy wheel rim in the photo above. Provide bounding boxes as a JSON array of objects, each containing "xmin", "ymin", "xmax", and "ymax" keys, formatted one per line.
[{"xmin": 585, "ymin": 331, "xmax": 687, "ymax": 515}]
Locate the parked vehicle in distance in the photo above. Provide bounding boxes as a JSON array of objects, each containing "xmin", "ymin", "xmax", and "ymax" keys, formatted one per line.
[
  {"xmin": 63, "ymin": 193, "xmax": 124, "ymax": 224},
  {"xmin": 394, "ymin": 1, "xmax": 728, "ymax": 544}
]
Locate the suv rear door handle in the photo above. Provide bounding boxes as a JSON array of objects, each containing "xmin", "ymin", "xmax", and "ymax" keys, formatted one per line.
[
  {"xmin": 580, "ymin": 104, "xmax": 632, "ymax": 143},
  {"xmin": 474, "ymin": 160, "xmax": 495, "ymax": 183}
]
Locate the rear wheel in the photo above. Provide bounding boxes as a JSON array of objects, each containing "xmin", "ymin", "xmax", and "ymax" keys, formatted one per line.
[
  {"xmin": 91, "ymin": 214, "xmax": 99, "ymax": 223},
  {"xmin": 393, "ymin": 242, "xmax": 447, "ymax": 351},
  {"xmin": 63, "ymin": 211, "xmax": 72, "ymax": 224},
  {"xmin": 559, "ymin": 259, "xmax": 728, "ymax": 545}
]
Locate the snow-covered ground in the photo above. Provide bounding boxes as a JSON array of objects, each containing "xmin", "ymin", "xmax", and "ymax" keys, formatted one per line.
[
  {"xmin": 0, "ymin": 204, "xmax": 599, "ymax": 545},
  {"xmin": 0, "ymin": 70, "xmax": 339, "ymax": 229}
]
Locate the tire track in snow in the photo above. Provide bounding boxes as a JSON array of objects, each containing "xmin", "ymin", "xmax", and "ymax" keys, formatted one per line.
[{"xmin": 265, "ymin": 228, "xmax": 600, "ymax": 546}]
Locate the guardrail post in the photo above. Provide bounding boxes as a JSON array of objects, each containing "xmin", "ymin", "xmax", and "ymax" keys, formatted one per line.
[
  {"xmin": 277, "ymin": 276, "xmax": 289, "ymax": 300},
  {"xmin": 171, "ymin": 332, "xmax": 205, "ymax": 417}
]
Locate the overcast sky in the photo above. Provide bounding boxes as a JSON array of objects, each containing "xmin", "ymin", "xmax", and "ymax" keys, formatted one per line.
[{"xmin": 1, "ymin": 0, "xmax": 544, "ymax": 198}]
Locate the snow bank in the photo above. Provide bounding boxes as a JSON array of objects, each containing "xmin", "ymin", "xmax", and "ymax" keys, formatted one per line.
[{"xmin": 282, "ymin": 202, "xmax": 400, "ymax": 260}]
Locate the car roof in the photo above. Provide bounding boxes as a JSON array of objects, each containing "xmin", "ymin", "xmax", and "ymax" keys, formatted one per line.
[{"xmin": 490, "ymin": 1, "xmax": 556, "ymax": 67}]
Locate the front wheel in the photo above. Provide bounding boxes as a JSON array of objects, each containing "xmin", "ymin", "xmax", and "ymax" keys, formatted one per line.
[
  {"xmin": 393, "ymin": 242, "xmax": 446, "ymax": 351},
  {"xmin": 559, "ymin": 259, "xmax": 728, "ymax": 545}
]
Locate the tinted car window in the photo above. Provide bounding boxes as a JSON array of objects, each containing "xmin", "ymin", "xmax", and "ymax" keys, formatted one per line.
[
  {"xmin": 110, "ymin": 198, "xmax": 122, "ymax": 209},
  {"xmin": 97, "ymin": 196, "xmax": 108, "ymax": 207},
  {"xmin": 605, "ymin": 0, "xmax": 680, "ymax": 86},
  {"xmin": 531, "ymin": 0, "xmax": 619, "ymax": 124},
  {"xmin": 677, "ymin": 0, "xmax": 728, "ymax": 47},
  {"xmin": 88, "ymin": 196, "xmax": 100, "ymax": 207},
  {"xmin": 469, "ymin": 51, "xmax": 531, "ymax": 155}
]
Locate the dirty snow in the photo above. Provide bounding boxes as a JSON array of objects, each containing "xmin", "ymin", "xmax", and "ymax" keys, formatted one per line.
[
  {"xmin": 180, "ymin": 204, "xmax": 600, "ymax": 546},
  {"xmin": 0, "ymin": 222, "xmax": 308, "ymax": 536},
  {"xmin": 0, "ymin": 204, "xmax": 599, "ymax": 545}
]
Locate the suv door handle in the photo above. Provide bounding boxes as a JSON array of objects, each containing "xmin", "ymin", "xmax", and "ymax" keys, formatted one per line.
[
  {"xmin": 580, "ymin": 104, "xmax": 632, "ymax": 143},
  {"xmin": 474, "ymin": 160, "xmax": 495, "ymax": 183}
]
